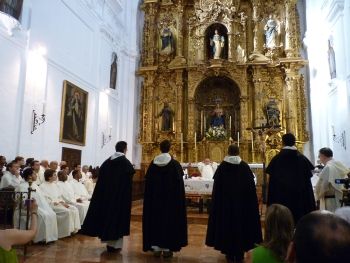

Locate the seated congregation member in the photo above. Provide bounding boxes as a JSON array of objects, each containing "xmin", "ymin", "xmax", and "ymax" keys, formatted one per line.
[
  {"xmin": 57, "ymin": 170, "xmax": 89, "ymax": 224},
  {"xmin": 70, "ymin": 170, "xmax": 91, "ymax": 200},
  {"xmin": 49, "ymin": 161, "xmax": 59, "ymax": 173},
  {"xmin": 143, "ymin": 140, "xmax": 187, "ymax": 258},
  {"xmin": 30, "ymin": 160, "xmax": 41, "ymax": 185},
  {"xmin": 68, "ymin": 163, "xmax": 81, "ymax": 181},
  {"xmin": 25, "ymin": 158, "xmax": 34, "ymax": 169},
  {"xmin": 80, "ymin": 165, "xmax": 91, "ymax": 183},
  {"xmin": 0, "ymin": 200, "xmax": 38, "ymax": 263},
  {"xmin": 15, "ymin": 168, "xmax": 58, "ymax": 243},
  {"xmin": 266, "ymin": 133, "xmax": 316, "ymax": 224},
  {"xmin": 197, "ymin": 158, "xmax": 218, "ymax": 180},
  {"xmin": 286, "ymin": 211, "xmax": 350, "ymax": 263},
  {"xmin": 40, "ymin": 169, "xmax": 80, "ymax": 237},
  {"xmin": 84, "ymin": 170, "xmax": 97, "ymax": 195},
  {"xmin": 206, "ymin": 145, "xmax": 262, "ymax": 263},
  {"xmin": 37, "ymin": 160, "xmax": 49, "ymax": 185},
  {"xmin": 0, "ymin": 161, "xmax": 23, "ymax": 189},
  {"xmin": 0, "ymin": 155, "xmax": 6, "ymax": 172},
  {"xmin": 14, "ymin": 156, "xmax": 25, "ymax": 174},
  {"xmin": 246, "ymin": 204, "xmax": 294, "ymax": 263},
  {"xmin": 315, "ymin": 147, "xmax": 350, "ymax": 212},
  {"xmin": 82, "ymin": 141, "xmax": 135, "ymax": 253}
]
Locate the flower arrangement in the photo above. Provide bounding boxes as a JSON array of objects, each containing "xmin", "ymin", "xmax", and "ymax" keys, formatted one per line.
[{"xmin": 205, "ymin": 125, "xmax": 227, "ymax": 141}]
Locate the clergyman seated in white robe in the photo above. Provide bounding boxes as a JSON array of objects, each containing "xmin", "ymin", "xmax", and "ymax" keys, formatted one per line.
[
  {"xmin": 197, "ymin": 159, "xmax": 218, "ymax": 180},
  {"xmin": 40, "ymin": 169, "xmax": 81, "ymax": 237},
  {"xmin": 57, "ymin": 170, "xmax": 89, "ymax": 225},
  {"xmin": 0, "ymin": 161, "xmax": 23, "ymax": 189},
  {"xmin": 70, "ymin": 170, "xmax": 91, "ymax": 201},
  {"xmin": 15, "ymin": 168, "xmax": 58, "ymax": 243},
  {"xmin": 315, "ymin": 147, "xmax": 350, "ymax": 212},
  {"xmin": 68, "ymin": 164, "xmax": 82, "ymax": 182}
]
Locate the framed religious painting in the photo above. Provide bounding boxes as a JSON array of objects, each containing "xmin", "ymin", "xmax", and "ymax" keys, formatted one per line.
[
  {"xmin": 59, "ymin": 80, "xmax": 88, "ymax": 146},
  {"xmin": 61, "ymin": 147, "xmax": 82, "ymax": 170}
]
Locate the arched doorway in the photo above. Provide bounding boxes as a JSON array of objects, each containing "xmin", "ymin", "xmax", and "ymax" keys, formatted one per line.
[{"xmin": 194, "ymin": 76, "xmax": 240, "ymax": 141}]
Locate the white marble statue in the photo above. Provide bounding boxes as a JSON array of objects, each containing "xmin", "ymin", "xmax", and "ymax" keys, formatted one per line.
[
  {"xmin": 210, "ymin": 30, "xmax": 225, "ymax": 59},
  {"xmin": 264, "ymin": 14, "xmax": 279, "ymax": 49}
]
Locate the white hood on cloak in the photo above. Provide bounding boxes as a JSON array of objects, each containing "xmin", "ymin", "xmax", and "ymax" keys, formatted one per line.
[
  {"xmin": 223, "ymin": 155, "xmax": 242, "ymax": 165},
  {"xmin": 153, "ymin": 153, "xmax": 172, "ymax": 167}
]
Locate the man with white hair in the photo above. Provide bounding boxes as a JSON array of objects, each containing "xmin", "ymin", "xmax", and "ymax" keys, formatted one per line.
[{"xmin": 198, "ymin": 158, "xmax": 217, "ymax": 180}]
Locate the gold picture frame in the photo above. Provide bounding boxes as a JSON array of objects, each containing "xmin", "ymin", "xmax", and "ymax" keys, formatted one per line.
[{"xmin": 59, "ymin": 80, "xmax": 88, "ymax": 146}]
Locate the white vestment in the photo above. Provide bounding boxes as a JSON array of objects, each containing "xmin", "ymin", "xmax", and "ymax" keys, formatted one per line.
[
  {"xmin": 15, "ymin": 182, "xmax": 58, "ymax": 243},
  {"xmin": 84, "ymin": 178, "xmax": 96, "ymax": 195},
  {"xmin": 40, "ymin": 181, "xmax": 81, "ymax": 237},
  {"xmin": 36, "ymin": 166, "xmax": 46, "ymax": 185},
  {"xmin": 57, "ymin": 181, "xmax": 89, "ymax": 224},
  {"xmin": 70, "ymin": 179, "xmax": 91, "ymax": 200},
  {"xmin": 0, "ymin": 171, "xmax": 23, "ymax": 189},
  {"xmin": 198, "ymin": 162, "xmax": 218, "ymax": 180},
  {"xmin": 315, "ymin": 159, "xmax": 350, "ymax": 212}
]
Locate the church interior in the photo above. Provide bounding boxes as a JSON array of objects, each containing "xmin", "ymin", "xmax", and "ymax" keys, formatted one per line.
[{"xmin": 1, "ymin": 0, "xmax": 350, "ymax": 262}]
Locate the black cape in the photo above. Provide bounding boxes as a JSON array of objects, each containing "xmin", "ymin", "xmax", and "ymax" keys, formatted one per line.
[
  {"xmin": 81, "ymin": 155, "xmax": 135, "ymax": 241},
  {"xmin": 142, "ymin": 159, "xmax": 187, "ymax": 252},
  {"xmin": 206, "ymin": 160, "xmax": 262, "ymax": 255},
  {"xmin": 266, "ymin": 149, "xmax": 316, "ymax": 223}
]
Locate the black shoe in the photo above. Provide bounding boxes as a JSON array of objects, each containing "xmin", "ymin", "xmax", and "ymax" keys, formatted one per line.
[
  {"xmin": 163, "ymin": 251, "xmax": 173, "ymax": 258},
  {"xmin": 106, "ymin": 245, "xmax": 121, "ymax": 253},
  {"xmin": 153, "ymin": 251, "xmax": 162, "ymax": 257},
  {"xmin": 225, "ymin": 255, "xmax": 234, "ymax": 263}
]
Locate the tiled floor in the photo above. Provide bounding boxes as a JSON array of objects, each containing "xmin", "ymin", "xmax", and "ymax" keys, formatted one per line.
[{"xmin": 20, "ymin": 222, "xmax": 228, "ymax": 263}]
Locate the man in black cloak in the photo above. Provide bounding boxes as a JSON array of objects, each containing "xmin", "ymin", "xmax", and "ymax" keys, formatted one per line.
[
  {"xmin": 266, "ymin": 133, "xmax": 316, "ymax": 224},
  {"xmin": 142, "ymin": 140, "xmax": 187, "ymax": 258},
  {"xmin": 81, "ymin": 141, "xmax": 135, "ymax": 252},
  {"xmin": 206, "ymin": 144, "xmax": 262, "ymax": 263}
]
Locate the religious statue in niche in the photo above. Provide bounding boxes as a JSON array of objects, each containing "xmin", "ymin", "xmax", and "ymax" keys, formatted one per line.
[
  {"xmin": 211, "ymin": 104, "xmax": 225, "ymax": 128},
  {"xmin": 265, "ymin": 99, "xmax": 280, "ymax": 127},
  {"xmin": 264, "ymin": 14, "xmax": 279, "ymax": 49},
  {"xmin": 328, "ymin": 39, "xmax": 336, "ymax": 79},
  {"xmin": 236, "ymin": 44, "xmax": 245, "ymax": 63},
  {"xmin": 157, "ymin": 102, "xmax": 174, "ymax": 131},
  {"xmin": 210, "ymin": 29, "xmax": 225, "ymax": 59},
  {"xmin": 110, "ymin": 53, "xmax": 117, "ymax": 89},
  {"xmin": 159, "ymin": 27, "xmax": 174, "ymax": 55}
]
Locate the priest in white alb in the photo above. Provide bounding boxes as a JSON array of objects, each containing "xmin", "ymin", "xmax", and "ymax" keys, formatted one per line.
[
  {"xmin": 70, "ymin": 170, "xmax": 91, "ymax": 201},
  {"xmin": 57, "ymin": 170, "xmax": 89, "ymax": 224},
  {"xmin": 316, "ymin": 147, "xmax": 350, "ymax": 212},
  {"xmin": 0, "ymin": 161, "xmax": 23, "ymax": 189},
  {"xmin": 198, "ymin": 158, "xmax": 218, "ymax": 180},
  {"xmin": 15, "ymin": 167, "xmax": 58, "ymax": 243},
  {"xmin": 40, "ymin": 169, "xmax": 81, "ymax": 237}
]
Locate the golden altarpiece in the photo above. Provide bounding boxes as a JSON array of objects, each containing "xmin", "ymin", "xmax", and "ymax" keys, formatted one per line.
[{"xmin": 138, "ymin": 0, "xmax": 309, "ymax": 168}]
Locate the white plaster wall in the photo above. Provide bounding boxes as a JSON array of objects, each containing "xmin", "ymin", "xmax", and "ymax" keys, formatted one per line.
[
  {"xmin": 0, "ymin": 0, "xmax": 140, "ymax": 167},
  {"xmin": 305, "ymin": 0, "xmax": 350, "ymax": 166}
]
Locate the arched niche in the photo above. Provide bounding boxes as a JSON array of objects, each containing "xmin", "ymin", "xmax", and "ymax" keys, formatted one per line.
[
  {"xmin": 194, "ymin": 76, "xmax": 240, "ymax": 140},
  {"xmin": 205, "ymin": 23, "xmax": 229, "ymax": 60}
]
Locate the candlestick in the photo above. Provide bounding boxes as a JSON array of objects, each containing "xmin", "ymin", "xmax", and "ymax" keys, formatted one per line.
[
  {"xmin": 194, "ymin": 132, "xmax": 197, "ymax": 149},
  {"xmin": 251, "ymin": 131, "xmax": 254, "ymax": 152},
  {"xmin": 204, "ymin": 115, "xmax": 206, "ymax": 132},
  {"xmin": 180, "ymin": 133, "xmax": 183, "ymax": 163},
  {"xmin": 229, "ymin": 116, "xmax": 232, "ymax": 133},
  {"xmin": 237, "ymin": 132, "xmax": 240, "ymax": 147},
  {"xmin": 201, "ymin": 111, "xmax": 203, "ymax": 136}
]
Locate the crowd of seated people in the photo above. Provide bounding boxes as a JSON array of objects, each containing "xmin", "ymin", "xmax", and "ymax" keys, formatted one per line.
[{"xmin": 0, "ymin": 154, "xmax": 98, "ymax": 245}]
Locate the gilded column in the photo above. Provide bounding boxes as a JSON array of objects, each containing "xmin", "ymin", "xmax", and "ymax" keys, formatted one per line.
[
  {"xmin": 143, "ymin": 72, "xmax": 156, "ymax": 142},
  {"xmin": 252, "ymin": 0, "xmax": 262, "ymax": 54},
  {"xmin": 284, "ymin": 66, "xmax": 298, "ymax": 136},
  {"xmin": 252, "ymin": 68, "xmax": 265, "ymax": 128},
  {"xmin": 175, "ymin": 70, "xmax": 183, "ymax": 139},
  {"xmin": 176, "ymin": 1, "xmax": 184, "ymax": 57},
  {"xmin": 284, "ymin": 0, "xmax": 298, "ymax": 57},
  {"xmin": 143, "ymin": 2, "xmax": 158, "ymax": 65}
]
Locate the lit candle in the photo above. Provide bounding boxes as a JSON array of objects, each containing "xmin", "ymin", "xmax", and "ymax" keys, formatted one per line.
[
  {"xmin": 237, "ymin": 132, "xmax": 240, "ymax": 147},
  {"xmin": 251, "ymin": 131, "xmax": 254, "ymax": 152}
]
